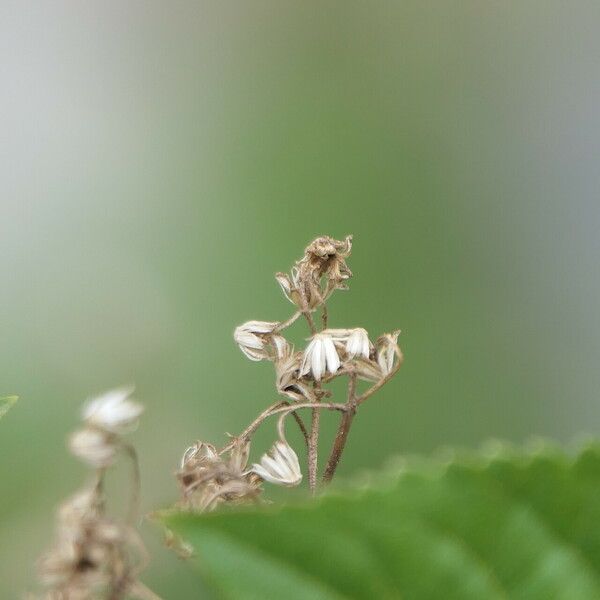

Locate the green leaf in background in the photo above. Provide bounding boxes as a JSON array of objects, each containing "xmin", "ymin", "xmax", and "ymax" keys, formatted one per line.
[
  {"xmin": 0, "ymin": 396, "xmax": 18, "ymax": 421},
  {"xmin": 163, "ymin": 442, "xmax": 600, "ymax": 600}
]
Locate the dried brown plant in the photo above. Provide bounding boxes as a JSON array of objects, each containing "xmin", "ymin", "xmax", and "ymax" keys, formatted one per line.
[{"xmin": 177, "ymin": 235, "xmax": 403, "ymax": 509}]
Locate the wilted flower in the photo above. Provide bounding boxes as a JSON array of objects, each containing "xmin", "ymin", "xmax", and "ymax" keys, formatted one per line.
[
  {"xmin": 300, "ymin": 333, "xmax": 340, "ymax": 381},
  {"xmin": 177, "ymin": 440, "xmax": 261, "ymax": 512},
  {"xmin": 275, "ymin": 352, "xmax": 312, "ymax": 401},
  {"xmin": 326, "ymin": 328, "xmax": 372, "ymax": 360},
  {"xmin": 276, "ymin": 235, "xmax": 353, "ymax": 310},
  {"xmin": 69, "ymin": 428, "xmax": 117, "ymax": 468},
  {"xmin": 252, "ymin": 440, "xmax": 302, "ymax": 487},
  {"xmin": 376, "ymin": 330, "xmax": 402, "ymax": 376},
  {"xmin": 353, "ymin": 357, "xmax": 384, "ymax": 382},
  {"xmin": 82, "ymin": 387, "xmax": 143, "ymax": 435},
  {"xmin": 233, "ymin": 320, "xmax": 280, "ymax": 361}
]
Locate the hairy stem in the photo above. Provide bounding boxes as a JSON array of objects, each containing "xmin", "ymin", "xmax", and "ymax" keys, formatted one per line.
[
  {"xmin": 274, "ymin": 310, "xmax": 302, "ymax": 332},
  {"xmin": 321, "ymin": 304, "xmax": 328, "ymax": 329},
  {"xmin": 322, "ymin": 373, "xmax": 357, "ymax": 483},
  {"xmin": 308, "ymin": 402, "xmax": 320, "ymax": 493}
]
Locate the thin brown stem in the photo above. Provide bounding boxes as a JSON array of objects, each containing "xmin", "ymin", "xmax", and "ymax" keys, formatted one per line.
[
  {"xmin": 289, "ymin": 409, "xmax": 310, "ymax": 449},
  {"xmin": 322, "ymin": 373, "xmax": 357, "ymax": 483},
  {"xmin": 219, "ymin": 401, "xmax": 346, "ymax": 455},
  {"xmin": 274, "ymin": 310, "xmax": 302, "ymax": 332},
  {"xmin": 355, "ymin": 347, "xmax": 404, "ymax": 406},
  {"xmin": 321, "ymin": 304, "xmax": 328, "ymax": 329},
  {"xmin": 219, "ymin": 401, "xmax": 286, "ymax": 454}
]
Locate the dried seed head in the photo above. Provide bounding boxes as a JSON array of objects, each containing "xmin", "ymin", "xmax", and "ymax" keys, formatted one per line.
[
  {"xmin": 276, "ymin": 235, "xmax": 353, "ymax": 311},
  {"xmin": 177, "ymin": 440, "xmax": 261, "ymax": 512},
  {"xmin": 275, "ymin": 351, "xmax": 312, "ymax": 401},
  {"xmin": 69, "ymin": 428, "xmax": 117, "ymax": 468},
  {"xmin": 82, "ymin": 387, "xmax": 144, "ymax": 435},
  {"xmin": 300, "ymin": 332, "xmax": 340, "ymax": 381},
  {"xmin": 252, "ymin": 440, "xmax": 302, "ymax": 487},
  {"xmin": 233, "ymin": 320, "xmax": 281, "ymax": 361}
]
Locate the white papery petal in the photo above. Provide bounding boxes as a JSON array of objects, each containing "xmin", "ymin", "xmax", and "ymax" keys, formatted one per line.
[
  {"xmin": 300, "ymin": 333, "xmax": 340, "ymax": 381},
  {"xmin": 322, "ymin": 335, "xmax": 340, "ymax": 374},
  {"xmin": 345, "ymin": 328, "xmax": 371, "ymax": 359},
  {"xmin": 251, "ymin": 441, "xmax": 302, "ymax": 487}
]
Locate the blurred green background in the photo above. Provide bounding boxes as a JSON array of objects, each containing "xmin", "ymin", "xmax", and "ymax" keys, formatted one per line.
[{"xmin": 2, "ymin": 2, "xmax": 600, "ymax": 597}]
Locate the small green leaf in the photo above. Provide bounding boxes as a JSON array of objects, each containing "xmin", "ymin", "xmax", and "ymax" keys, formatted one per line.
[
  {"xmin": 163, "ymin": 442, "xmax": 600, "ymax": 600},
  {"xmin": 0, "ymin": 396, "xmax": 18, "ymax": 421}
]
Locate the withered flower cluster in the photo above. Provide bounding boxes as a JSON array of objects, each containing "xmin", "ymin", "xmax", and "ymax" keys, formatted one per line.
[
  {"xmin": 36, "ymin": 389, "xmax": 159, "ymax": 600},
  {"xmin": 177, "ymin": 235, "xmax": 403, "ymax": 509}
]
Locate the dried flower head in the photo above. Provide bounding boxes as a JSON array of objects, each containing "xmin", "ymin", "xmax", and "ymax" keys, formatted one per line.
[
  {"xmin": 326, "ymin": 328, "xmax": 372, "ymax": 360},
  {"xmin": 276, "ymin": 235, "xmax": 353, "ymax": 310},
  {"xmin": 177, "ymin": 440, "xmax": 261, "ymax": 512},
  {"xmin": 233, "ymin": 320, "xmax": 281, "ymax": 361},
  {"xmin": 300, "ymin": 332, "xmax": 341, "ymax": 381},
  {"xmin": 252, "ymin": 439, "xmax": 302, "ymax": 487},
  {"xmin": 275, "ymin": 351, "xmax": 312, "ymax": 401},
  {"xmin": 82, "ymin": 387, "xmax": 144, "ymax": 435}
]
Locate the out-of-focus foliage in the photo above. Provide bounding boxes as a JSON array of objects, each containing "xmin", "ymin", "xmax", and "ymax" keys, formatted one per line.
[
  {"xmin": 165, "ymin": 442, "xmax": 600, "ymax": 600},
  {"xmin": 2, "ymin": 2, "xmax": 600, "ymax": 598}
]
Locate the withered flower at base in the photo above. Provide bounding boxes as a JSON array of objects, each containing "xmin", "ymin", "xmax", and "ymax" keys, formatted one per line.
[{"xmin": 177, "ymin": 440, "xmax": 261, "ymax": 512}]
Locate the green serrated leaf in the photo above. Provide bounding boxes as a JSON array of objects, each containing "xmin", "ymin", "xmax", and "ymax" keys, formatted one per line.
[
  {"xmin": 0, "ymin": 396, "xmax": 18, "ymax": 421},
  {"xmin": 163, "ymin": 443, "xmax": 600, "ymax": 600}
]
